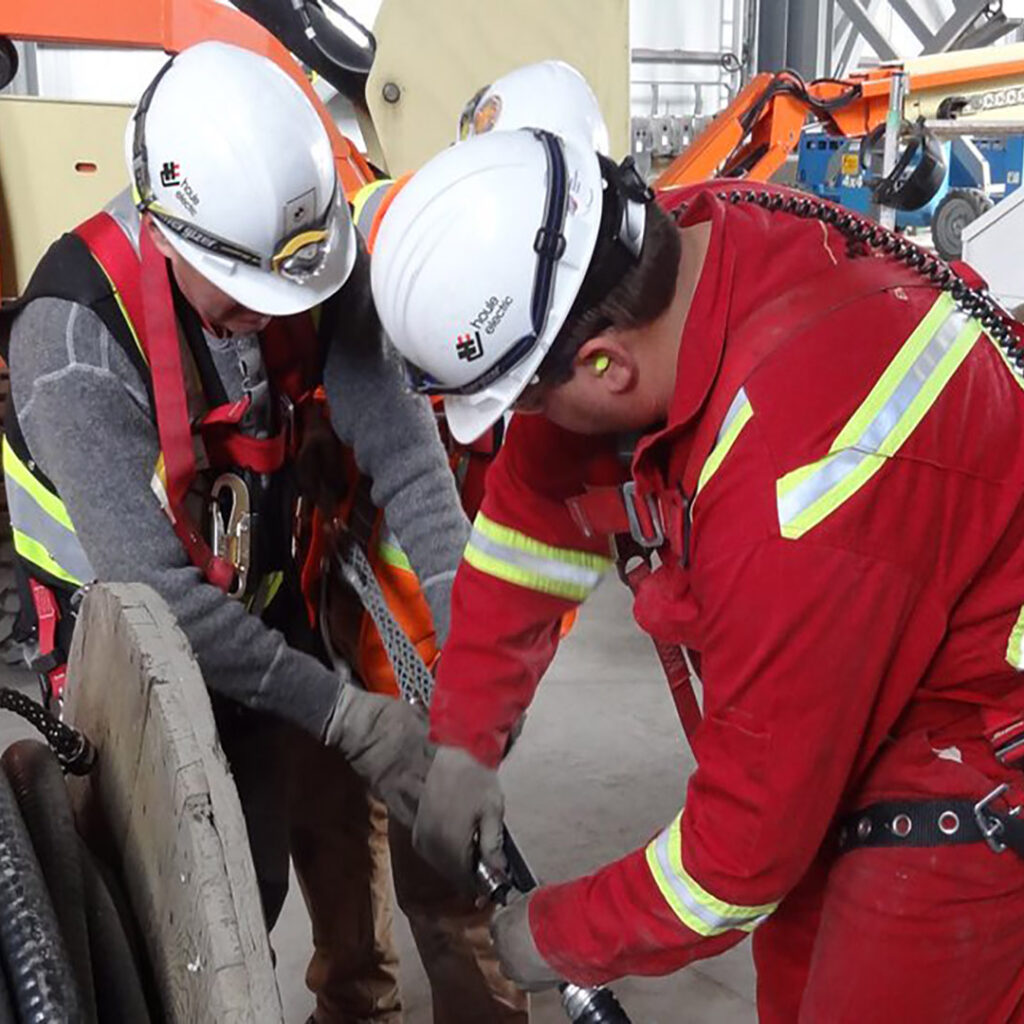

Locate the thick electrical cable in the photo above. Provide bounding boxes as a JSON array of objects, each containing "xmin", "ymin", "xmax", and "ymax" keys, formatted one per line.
[{"xmin": 3, "ymin": 740, "xmax": 96, "ymax": 1024}]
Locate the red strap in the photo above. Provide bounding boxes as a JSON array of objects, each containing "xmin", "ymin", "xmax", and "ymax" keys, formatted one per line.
[
  {"xmin": 203, "ymin": 429, "xmax": 287, "ymax": 475},
  {"xmin": 202, "ymin": 397, "xmax": 251, "ymax": 428},
  {"xmin": 75, "ymin": 214, "xmax": 148, "ymax": 349},
  {"xmin": 133, "ymin": 229, "xmax": 234, "ymax": 592},
  {"xmin": 620, "ymin": 556, "xmax": 702, "ymax": 742},
  {"xmin": 28, "ymin": 579, "xmax": 67, "ymax": 701},
  {"xmin": 566, "ymin": 486, "xmax": 634, "ymax": 537}
]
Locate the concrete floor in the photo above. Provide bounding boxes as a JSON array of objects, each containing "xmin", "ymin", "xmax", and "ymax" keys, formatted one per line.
[
  {"xmin": 272, "ymin": 580, "xmax": 757, "ymax": 1023},
  {"xmin": 0, "ymin": 579, "xmax": 757, "ymax": 1022}
]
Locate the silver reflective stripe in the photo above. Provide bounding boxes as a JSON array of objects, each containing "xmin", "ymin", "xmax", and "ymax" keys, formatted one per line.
[
  {"xmin": 467, "ymin": 526, "xmax": 606, "ymax": 592},
  {"xmin": 777, "ymin": 302, "xmax": 976, "ymax": 538},
  {"xmin": 719, "ymin": 387, "xmax": 750, "ymax": 441},
  {"xmin": 777, "ymin": 448, "xmax": 868, "ymax": 530},
  {"xmin": 354, "ymin": 180, "xmax": 392, "ymax": 240},
  {"xmin": 651, "ymin": 827, "xmax": 769, "ymax": 934},
  {"xmin": 845, "ymin": 309, "xmax": 968, "ymax": 453},
  {"xmin": 6, "ymin": 473, "xmax": 94, "ymax": 582}
]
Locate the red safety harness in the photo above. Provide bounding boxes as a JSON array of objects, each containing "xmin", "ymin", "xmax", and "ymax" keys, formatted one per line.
[{"xmin": 74, "ymin": 213, "xmax": 320, "ymax": 594}]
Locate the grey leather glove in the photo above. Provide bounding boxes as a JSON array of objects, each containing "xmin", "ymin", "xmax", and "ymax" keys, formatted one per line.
[
  {"xmin": 323, "ymin": 684, "xmax": 433, "ymax": 830},
  {"xmin": 412, "ymin": 744, "xmax": 507, "ymax": 888},
  {"xmin": 490, "ymin": 891, "xmax": 561, "ymax": 992}
]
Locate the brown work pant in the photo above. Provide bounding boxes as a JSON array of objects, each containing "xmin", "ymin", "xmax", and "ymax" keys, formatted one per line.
[{"xmin": 288, "ymin": 729, "xmax": 528, "ymax": 1023}]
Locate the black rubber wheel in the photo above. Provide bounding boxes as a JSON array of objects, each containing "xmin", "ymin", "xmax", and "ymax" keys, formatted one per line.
[
  {"xmin": 0, "ymin": 767, "xmax": 83, "ymax": 1021},
  {"xmin": 78, "ymin": 840, "xmax": 152, "ymax": 1024},
  {"xmin": 3, "ymin": 740, "xmax": 96, "ymax": 1023},
  {"xmin": 0, "ymin": 38, "xmax": 17, "ymax": 92},
  {"xmin": 932, "ymin": 187, "xmax": 994, "ymax": 261}
]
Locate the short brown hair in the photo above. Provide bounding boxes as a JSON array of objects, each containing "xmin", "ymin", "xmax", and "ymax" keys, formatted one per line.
[{"xmin": 539, "ymin": 200, "xmax": 681, "ymax": 384}]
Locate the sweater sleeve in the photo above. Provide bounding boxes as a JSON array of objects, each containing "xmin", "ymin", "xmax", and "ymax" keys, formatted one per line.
[
  {"xmin": 529, "ymin": 537, "xmax": 926, "ymax": 986},
  {"xmin": 430, "ymin": 414, "xmax": 618, "ymax": 767},
  {"xmin": 10, "ymin": 297, "xmax": 343, "ymax": 737},
  {"xmin": 321, "ymin": 245, "xmax": 470, "ymax": 643}
]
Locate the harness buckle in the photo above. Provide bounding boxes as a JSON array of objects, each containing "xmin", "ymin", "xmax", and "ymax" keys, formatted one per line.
[
  {"xmin": 974, "ymin": 783, "xmax": 1010, "ymax": 853},
  {"xmin": 622, "ymin": 481, "xmax": 664, "ymax": 549},
  {"xmin": 210, "ymin": 473, "xmax": 252, "ymax": 599}
]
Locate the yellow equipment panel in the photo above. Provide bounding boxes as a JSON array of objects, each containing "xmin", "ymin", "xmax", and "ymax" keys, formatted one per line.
[
  {"xmin": 363, "ymin": 0, "xmax": 630, "ymax": 174},
  {"xmin": 0, "ymin": 96, "xmax": 132, "ymax": 298}
]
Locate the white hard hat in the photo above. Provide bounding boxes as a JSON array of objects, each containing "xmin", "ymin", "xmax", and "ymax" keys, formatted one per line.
[
  {"xmin": 126, "ymin": 41, "xmax": 356, "ymax": 317},
  {"xmin": 373, "ymin": 129, "xmax": 651, "ymax": 443},
  {"xmin": 457, "ymin": 60, "xmax": 610, "ymax": 156}
]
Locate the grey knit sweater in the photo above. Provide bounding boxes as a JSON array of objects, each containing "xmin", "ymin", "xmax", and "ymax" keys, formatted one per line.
[{"xmin": 8, "ymin": 228, "xmax": 469, "ymax": 738}]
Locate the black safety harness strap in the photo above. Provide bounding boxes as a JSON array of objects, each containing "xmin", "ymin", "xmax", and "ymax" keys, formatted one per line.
[{"xmin": 836, "ymin": 785, "xmax": 1024, "ymax": 858}]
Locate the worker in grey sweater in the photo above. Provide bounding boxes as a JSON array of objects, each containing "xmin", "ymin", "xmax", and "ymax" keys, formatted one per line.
[{"xmin": 1, "ymin": 42, "xmax": 474, "ymax": 1022}]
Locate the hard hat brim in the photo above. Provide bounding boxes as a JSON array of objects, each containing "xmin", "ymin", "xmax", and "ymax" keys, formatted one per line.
[
  {"xmin": 442, "ymin": 339, "xmax": 550, "ymax": 443},
  {"xmin": 156, "ymin": 196, "xmax": 357, "ymax": 317}
]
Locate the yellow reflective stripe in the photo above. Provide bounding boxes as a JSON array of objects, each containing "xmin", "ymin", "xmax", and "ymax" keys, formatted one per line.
[
  {"xmin": 831, "ymin": 293, "xmax": 956, "ymax": 451},
  {"xmin": 694, "ymin": 388, "xmax": 753, "ymax": 503},
  {"xmin": 1007, "ymin": 606, "xmax": 1024, "ymax": 670},
  {"xmin": 378, "ymin": 539, "xmax": 413, "ymax": 572},
  {"xmin": 352, "ymin": 179, "xmax": 392, "ymax": 237},
  {"xmin": 645, "ymin": 812, "xmax": 778, "ymax": 937},
  {"xmin": 777, "ymin": 298, "xmax": 980, "ymax": 540},
  {"xmin": 464, "ymin": 512, "xmax": 612, "ymax": 601},
  {"xmin": 987, "ymin": 333, "xmax": 1024, "ymax": 392},
  {"xmin": 86, "ymin": 253, "xmax": 148, "ymax": 366},
  {"xmin": 2, "ymin": 437, "xmax": 75, "ymax": 531},
  {"xmin": 11, "ymin": 528, "xmax": 82, "ymax": 586}
]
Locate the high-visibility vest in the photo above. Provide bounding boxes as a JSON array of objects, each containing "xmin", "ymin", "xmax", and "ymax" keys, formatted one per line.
[{"xmin": 0, "ymin": 198, "xmax": 441, "ymax": 699}]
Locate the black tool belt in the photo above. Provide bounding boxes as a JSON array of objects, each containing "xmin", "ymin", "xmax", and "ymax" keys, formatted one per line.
[{"xmin": 836, "ymin": 784, "xmax": 1024, "ymax": 858}]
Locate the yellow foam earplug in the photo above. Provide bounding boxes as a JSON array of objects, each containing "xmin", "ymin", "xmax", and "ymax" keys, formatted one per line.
[{"xmin": 593, "ymin": 355, "xmax": 611, "ymax": 375}]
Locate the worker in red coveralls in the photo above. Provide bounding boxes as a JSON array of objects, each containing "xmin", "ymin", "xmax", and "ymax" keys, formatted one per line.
[{"xmin": 370, "ymin": 123, "xmax": 1024, "ymax": 1022}]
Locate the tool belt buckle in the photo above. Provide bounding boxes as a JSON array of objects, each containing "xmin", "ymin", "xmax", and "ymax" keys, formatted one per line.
[
  {"xmin": 622, "ymin": 481, "xmax": 664, "ymax": 549},
  {"xmin": 974, "ymin": 783, "xmax": 1010, "ymax": 854},
  {"xmin": 210, "ymin": 473, "xmax": 252, "ymax": 599}
]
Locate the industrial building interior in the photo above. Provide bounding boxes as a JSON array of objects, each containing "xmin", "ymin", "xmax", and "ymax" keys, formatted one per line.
[{"xmin": 1, "ymin": 1, "xmax": 1024, "ymax": 1022}]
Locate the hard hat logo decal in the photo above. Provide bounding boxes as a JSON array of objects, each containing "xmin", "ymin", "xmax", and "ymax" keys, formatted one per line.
[
  {"xmin": 473, "ymin": 95, "xmax": 503, "ymax": 136},
  {"xmin": 173, "ymin": 177, "xmax": 201, "ymax": 216},
  {"xmin": 456, "ymin": 331, "xmax": 484, "ymax": 362},
  {"xmin": 160, "ymin": 161, "xmax": 182, "ymax": 187},
  {"xmin": 470, "ymin": 294, "xmax": 514, "ymax": 335}
]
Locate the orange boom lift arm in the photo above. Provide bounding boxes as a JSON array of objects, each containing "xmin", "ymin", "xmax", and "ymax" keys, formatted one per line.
[{"xmin": 0, "ymin": 0, "xmax": 373, "ymax": 195}]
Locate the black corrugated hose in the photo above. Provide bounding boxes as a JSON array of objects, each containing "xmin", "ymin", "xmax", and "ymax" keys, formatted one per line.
[
  {"xmin": 3, "ymin": 741, "xmax": 96, "ymax": 1023},
  {"xmin": 0, "ymin": 689, "xmax": 153, "ymax": 1023}
]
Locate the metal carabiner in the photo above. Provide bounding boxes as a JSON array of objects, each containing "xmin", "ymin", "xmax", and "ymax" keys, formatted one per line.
[{"xmin": 210, "ymin": 472, "xmax": 252, "ymax": 599}]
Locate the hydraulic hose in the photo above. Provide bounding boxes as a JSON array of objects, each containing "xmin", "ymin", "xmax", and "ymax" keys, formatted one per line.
[
  {"xmin": 0, "ymin": 767, "xmax": 84, "ymax": 1022},
  {"xmin": 2, "ymin": 740, "xmax": 96, "ymax": 1024},
  {"xmin": 78, "ymin": 840, "xmax": 152, "ymax": 1024}
]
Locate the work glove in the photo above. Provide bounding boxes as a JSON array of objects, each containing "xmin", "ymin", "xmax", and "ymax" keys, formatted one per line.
[
  {"xmin": 490, "ymin": 891, "xmax": 562, "ymax": 992},
  {"xmin": 323, "ymin": 684, "xmax": 434, "ymax": 830},
  {"xmin": 412, "ymin": 744, "xmax": 507, "ymax": 888}
]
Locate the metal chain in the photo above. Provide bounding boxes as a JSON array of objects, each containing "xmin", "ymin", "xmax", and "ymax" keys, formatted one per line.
[
  {"xmin": 0, "ymin": 688, "xmax": 95, "ymax": 775},
  {"xmin": 699, "ymin": 188, "xmax": 1023, "ymax": 377},
  {"xmin": 331, "ymin": 533, "xmax": 435, "ymax": 706}
]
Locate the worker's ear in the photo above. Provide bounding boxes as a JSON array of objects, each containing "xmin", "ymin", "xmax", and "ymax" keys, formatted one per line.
[
  {"xmin": 142, "ymin": 215, "xmax": 176, "ymax": 260},
  {"xmin": 575, "ymin": 335, "xmax": 637, "ymax": 395}
]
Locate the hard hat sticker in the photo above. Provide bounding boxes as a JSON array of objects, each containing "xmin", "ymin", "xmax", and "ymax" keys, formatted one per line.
[
  {"xmin": 456, "ymin": 331, "xmax": 485, "ymax": 362},
  {"xmin": 160, "ymin": 161, "xmax": 182, "ymax": 187}
]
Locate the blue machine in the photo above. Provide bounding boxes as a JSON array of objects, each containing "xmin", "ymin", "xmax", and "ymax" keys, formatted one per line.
[
  {"xmin": 796, "ymin": 128, "xmax": 950, "ymax": 229},
  {"xmin": 796, "ymin": 127, "xmax": 1024, "ymax": 255}
]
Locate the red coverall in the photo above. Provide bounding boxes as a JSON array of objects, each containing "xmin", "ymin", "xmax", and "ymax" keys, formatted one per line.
[{"xmin": 430, "ymin": 182, "xmax": 1024, "ymax": 1022}]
